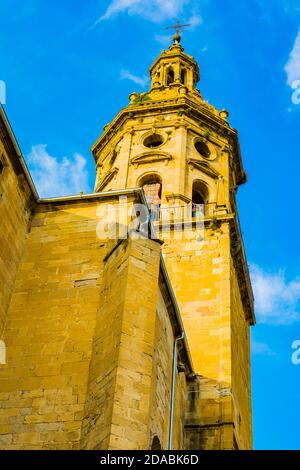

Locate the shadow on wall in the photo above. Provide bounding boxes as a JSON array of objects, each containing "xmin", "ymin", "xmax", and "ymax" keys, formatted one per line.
[{"xmin": 184, "ymin": 375, "xmax": 243, "ymax": 450}]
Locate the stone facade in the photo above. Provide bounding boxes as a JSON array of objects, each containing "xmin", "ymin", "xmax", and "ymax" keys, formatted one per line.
[
  {"xmin": 0, "ymin": 111, "xmax": 34, "ymax": 337},
  {"xmin": 91, "ymin": 37, "xmax": 255, "ymax": 449},
  {"xmin": 0, "ymin": 185, "xmax": 191, "ymax": 449},
  {"xmin": 0, "ymin": 35, "xmax": 255, "ymax": 450}
]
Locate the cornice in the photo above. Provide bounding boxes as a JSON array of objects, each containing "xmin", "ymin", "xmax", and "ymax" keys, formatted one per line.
[
  {"xmin": 230, "ymin": 216, "xmax": 255, "ymax": 325},
  {"xmin": 91, "ymin": 99, "xmax": 232, "ymax": 155},
  {"xmin": 0, "ymin": 105, "xmax": 38, "ymax": 199},
  {"xmin": 187, "ymin": 158, "xmax": 220, "ymax": 179},
  {"xmin": 91, "ymin": 97, "xmax": 246, "ymax": 187},
  {"xmin": 130, "ymin": 151, "xmax": 173, "ymax": 167},
  {"xmin": 96, "ymin": 167, "xmax": 119, "ymax": 192}
]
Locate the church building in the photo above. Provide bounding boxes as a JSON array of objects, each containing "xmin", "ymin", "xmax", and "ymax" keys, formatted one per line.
[{"xmin": 0, "ymin": 33, "xmax": 255, "ymax": 450}]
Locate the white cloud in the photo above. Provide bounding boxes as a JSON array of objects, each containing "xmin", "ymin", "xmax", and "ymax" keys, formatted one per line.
[
  {"xmin": 120, "ymin": 69, "xmax": 148, "ymax": 87},
  {"xmin": 27, "ymin": 144, "xmax": 91, "ymax": 198},
  {"xmin": 187, "ymin": 13, "xmax": 203, "ymax": 29},
  {"xmin": 250, "ymin": 264, "xmax": 300, "ymax": 325},
  {"xmin": 154, "ymin": 33, "xmax": 172, "ymax": 46},
  {"xmin": 98, "ymin": 0, "xmax": 192, "ymax": 23},
  {"xmin": 0, "ymin": 80, "xmax": 6, "ymax": 105},
  {"xmin": 251, "ymin": 339, "xmax": 275, "ymax": 356},
  {"xmin": 285, "ymin": 29, "xmax": 300, "ymax": 87}
]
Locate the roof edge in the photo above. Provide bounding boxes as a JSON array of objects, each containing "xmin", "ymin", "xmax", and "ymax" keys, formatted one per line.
[{"xmin": 0, "ymin": 104, "xmax": 39, "ymax": 200}]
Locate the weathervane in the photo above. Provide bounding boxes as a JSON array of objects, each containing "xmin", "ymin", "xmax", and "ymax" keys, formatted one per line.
[{"xmin": 165, "ymin": 20, "xmax": 191, "ymax": 44}]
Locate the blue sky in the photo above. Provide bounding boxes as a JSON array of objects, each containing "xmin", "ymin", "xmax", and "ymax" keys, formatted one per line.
[{"xmin": 1, "ymin": 0, "xmax": 300, "ymax": 450}]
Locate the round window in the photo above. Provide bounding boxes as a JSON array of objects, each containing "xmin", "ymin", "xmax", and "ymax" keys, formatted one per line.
[
  {"xmin": 143, "ymin": 134, "xmax": 164, "ymax": 148},
  {"xmin": 194, "ymin": 140, "xmax": 210, "ymax": 159}
]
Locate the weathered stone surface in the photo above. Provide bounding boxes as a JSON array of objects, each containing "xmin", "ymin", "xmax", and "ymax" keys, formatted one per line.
[{"xmin": 0, "ymin": 35, "xmax": 254, "ymax": 450}]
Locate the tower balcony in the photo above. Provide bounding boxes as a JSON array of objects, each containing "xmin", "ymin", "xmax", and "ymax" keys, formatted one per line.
[
  {"xmin": 149, "ymin": 202, "xmax": 229, "ymax": 231},
  {"xmin": 159, "ymin": 203, "xmax": 205, "ymax": 223}
]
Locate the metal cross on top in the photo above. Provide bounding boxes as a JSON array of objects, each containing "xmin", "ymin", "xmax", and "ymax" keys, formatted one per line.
[{"xmin": 165, "ymin": 20, "xmax": 191, "ymax": 43}]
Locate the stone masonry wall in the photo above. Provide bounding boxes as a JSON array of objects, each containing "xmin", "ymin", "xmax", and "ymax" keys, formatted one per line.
[
  {"xmin": 230, "ymin": 257, "xmax": 252, "ymax": 449},
  {"xmin": 0, "ymin": 198, "xmax": 118, "ymax": 449},
  {"xmin": 164, "ymin": 222, "xmax": 239, "ymax": 450},
  {"xmin": 81, "ymin": 236, "xmax": 162, "ymax": 450},
  {"xmin": 148, "ymin": 289, "xmax": 187, "ymax": 450},
  {"xmin": 0, "ymin": 141, "xmax": 33, "ymax": 336},
  {"xmin": 0, "ymin": 196, "xmax": 187, "ymax": 450}
]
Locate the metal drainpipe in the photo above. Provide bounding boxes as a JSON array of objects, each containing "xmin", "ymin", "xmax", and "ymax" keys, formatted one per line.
[{"xmin": 168, "ymin": 332, "xmax": 185, "ymax": 450}]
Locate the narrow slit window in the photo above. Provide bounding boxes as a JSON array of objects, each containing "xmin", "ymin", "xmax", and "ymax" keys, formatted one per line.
[{"xmin": 180, "ymin": 69, "xmax": 186, "ymax": 85}]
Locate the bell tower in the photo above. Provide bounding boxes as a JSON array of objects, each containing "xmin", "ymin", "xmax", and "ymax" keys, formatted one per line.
[
  {"xmin": 91, "ymin": 34, "xmax": 255, "ymax": 450},
  {"xmin": 149, "ymin": 31, "xmax": 200, "ymax": 91}
]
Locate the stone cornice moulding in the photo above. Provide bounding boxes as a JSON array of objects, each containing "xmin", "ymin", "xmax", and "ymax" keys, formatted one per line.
[
  {"xmin": 92, "ymin": 100, "xmax": 233, "ymax": 157},
  {"xmin": 130, "ymin": 151, "xmax": 173, "ymax": 168},
  {"xmin": 91, "ymin": 100, "xmax": 246, "ymax": 186},
  {"xmin": 96, "ymin": 167, "xmax": 119, "ymax": 191},
  {"xmin": 187, "ymin": 158, "xmax": 220, "ymax": 180}
]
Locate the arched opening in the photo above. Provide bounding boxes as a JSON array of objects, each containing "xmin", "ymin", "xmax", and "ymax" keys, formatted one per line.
[
  {"xmin": 180, "ymin": 68, "xmax": 187, "ymax": 85},
  {"xmin": 139, "ymin": 174, "xmax": 162, "ymax": 222},
  {"xmin": 192, "ymin": 180, "xmax": 209, "ymax": 217},
  {"xmin": 166, "ymin": 67, "xmax": 175, "ymax": 86},
  {"xmin": 151, "ymin": 435, "xmax": 162, "ymax": 451}
]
